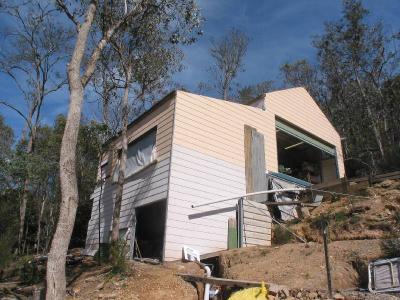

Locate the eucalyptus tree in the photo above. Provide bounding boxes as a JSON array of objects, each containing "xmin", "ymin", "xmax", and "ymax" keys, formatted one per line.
[
  {"xmin": 313, "ymin": 0, "xmax": 400, "ymax": 164},
  {"xmin": 208, "ymin": 28, "xmax": 249, "ymax": 100},
  {"xmin": 48, "ymin": 0, "xmax": 201, "ymax": 298},
  {"xmin": 0, "ymin": 0, "xmax": 69, "ymax": 253},
  {"xmin": 110, "ymin": 18, "xmax": 184, "ymax": 245},
  {"xmin": 237, "ymin": 80, "xmax": 274, "ymax": 103}
]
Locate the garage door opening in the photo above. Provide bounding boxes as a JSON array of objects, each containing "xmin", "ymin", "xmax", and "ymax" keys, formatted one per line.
[
  {"xmin": 276, "ymin": 120, "xmax": 338, "ymax": 184},
  {"xmin": 133, "ymin": 200, "xmax": 166, "ymax": 260}
]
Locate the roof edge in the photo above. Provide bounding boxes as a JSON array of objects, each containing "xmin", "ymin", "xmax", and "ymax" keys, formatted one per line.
[{"xmin": 105, "ymin": 90, "xmax": 177, "ymax": 145}]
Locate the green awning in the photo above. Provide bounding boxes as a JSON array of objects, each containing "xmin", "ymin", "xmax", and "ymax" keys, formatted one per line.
[{"xmin": 275, "ymin": 119, "xmax": 336, "ymax": 156}]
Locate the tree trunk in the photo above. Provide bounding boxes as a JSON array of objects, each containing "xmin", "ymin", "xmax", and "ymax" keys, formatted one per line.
[
  {"xmin": 45, "ymin": 3, "xmax": 97, "ymax": 299},
  {"xmin": 103, "ymin": 78, "xmax": 110, "ymax": 127},
  {"xmin": 355, "ymin": 75, "xmax": 385, "ymax": 160},
  {"xmin": 36, "ymin": 196, "xmax": 46, "ymax": 255},
  {"xmin": 111, "ymin": 67, "xmax": 132, "ymax": 243},
  {"xmin": 18, "ymin": 133, "xmax": 34, "ymax": 254}
]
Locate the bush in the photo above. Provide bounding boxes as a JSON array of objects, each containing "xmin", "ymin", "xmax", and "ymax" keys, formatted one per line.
[
  {"xmin": 272, "ymin": 224, "xmax": 293, "ymax": 245},
  {"xmin": 0, "ymin": 232, "xmax": 16, "ymax": 270},
  {"xmin": 17, "ymin": 256, "xmax": 44, "ymax": 284},
  {"xmin": 380, "ymin": 239, "xmax": 400, "ymax": 258},
  {"xmin": 109, "ymin": 240, "xmax": 129, "ymax": 275},
  {"xmin": 309, "ymin": 214, "xmax": 330, "ymax": 230}
]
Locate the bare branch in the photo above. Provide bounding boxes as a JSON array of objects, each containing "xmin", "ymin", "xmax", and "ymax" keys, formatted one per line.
[
  {"xmin": 0, "ymin": 100, "xmax": 32, "ymax": 132},
  {"xmin": 81, "ymin": 2, "xmax": 149, "ymax": 87},
  {"xmin": 55, "ymin": 0, "xmax": 79, "ymax": 28}
]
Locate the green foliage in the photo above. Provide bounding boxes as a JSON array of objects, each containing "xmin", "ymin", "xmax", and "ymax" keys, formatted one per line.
[
  {"xmin": 334, "ymin": 211, "xmax": 347, "ymax": 223},
  {"xmin": 17, "ymin": 256, "xmax": 44, "ymax": 284},
  {"xmin": 380, "ymin": 239, "xmax": 400, "ymax": 258},
  {"xmin": 0, "ymin": 113, "xmax": 107, "ymax": 257},
  {"xmin": 272, "ymin": 224, "xmax": 293, "ymax": 245},
  {"xmin": 0, "ymin": 189, "xmax": 19, "ymax": 269},
  {"xmin": 237, "ymin": 81, "xmax": 274, "ymax": 103},
  {"xmin": 310, "ymin": 214, "xmax": 330, "ymax": 230},
  {"xmin": 281, "ymin": 0, "xmax": 400, "ymax": 175},
  {"xmin": 0, "ymin": 115, "xmax": 14, "ymax": 192},
  {"xmin": 109, "ymin": 240, "xmax": 129, "ymax": 275}
]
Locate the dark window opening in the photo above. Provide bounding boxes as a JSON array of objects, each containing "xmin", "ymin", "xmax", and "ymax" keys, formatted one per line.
[
  {"xmin": 276, "ymin": 129, "xmax": 338, "ymax": 184},
  {"xmin": 133, "ymin": 200, "xmax": 166, "ymax": 260}
]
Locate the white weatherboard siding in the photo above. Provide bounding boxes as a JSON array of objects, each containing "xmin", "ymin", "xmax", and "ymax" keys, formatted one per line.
[
  {"xmin": 164, "ymin": 144, "xmax": 246, "ymax": 260},
  {"xmin": 241, "ymin": 200, "xmax": 272, "ymax": 246},
  {"xmin": 84, "ymin": 97, "xmax": 175, "ymax": 254}
]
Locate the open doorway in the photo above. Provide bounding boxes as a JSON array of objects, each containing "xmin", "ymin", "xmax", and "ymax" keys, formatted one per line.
[
  {"xmin": 276, "ymin": 124, "xmax": 338, "ymax": 184},
  {"xmin": 133, "ymin": 200, "xmax": 166, "ymax": 260}
]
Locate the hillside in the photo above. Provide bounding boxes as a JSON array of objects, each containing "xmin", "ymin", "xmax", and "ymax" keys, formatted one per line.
[{"xmin": 289, "ymin": 179, "xmax": 400, "ymax": 242}]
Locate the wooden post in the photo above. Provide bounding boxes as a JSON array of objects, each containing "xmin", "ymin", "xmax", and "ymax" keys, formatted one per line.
[
  {"xmin": 244, "ymin": 125, "xmax": 267, "ymax": 202},
  {"xmin": 322, "ymin": 221, "xmax": 333, "ymax": 298},
  {"xmin": 228, "ymin": 218, "xmax": 238, "ymax": 249}
]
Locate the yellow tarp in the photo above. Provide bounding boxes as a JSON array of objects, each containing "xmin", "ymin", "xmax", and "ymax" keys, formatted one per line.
[{"xmin": 228, "ymin": 282, "xmax": 268, "ymax": 300}]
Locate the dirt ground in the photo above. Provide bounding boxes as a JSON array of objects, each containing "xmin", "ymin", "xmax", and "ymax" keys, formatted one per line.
[
  {"xmin": 219, "ymin": 239, "xmax": 381, "ymax": 291},
  {"xmin": 66, "ymin": 261, "xmax": 203, "ymax": 300},
  {"xmin": 2, "ymin": 180, "xmax": 400, "ymax": 299}
]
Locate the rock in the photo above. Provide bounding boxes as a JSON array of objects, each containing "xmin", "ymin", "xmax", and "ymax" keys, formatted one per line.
[
  {"xmin": 296, "ymin": 292, "xmax": 302, "ymax": 298},
  {"xmin": 71, "ymin": 287, "xmax": 80, "ymax": 296},
  {"xmin": 95, "ymin": 281, "xmax": 105, "ymax": 290},
  {"xmin": 379, "ymin": 180, "xmax": 394, "ymax": 188},
  {"xmin": 333, "ymin": 293, "xmax": 345, "ymax": 300},
  {"xmin": 98, "ymin": 293, "xmax": 117, "ymax": 299},
  {"xmin": 308, "ymin": 292, "xmax": 318, "ymax": 299},
  {"xmin": 281, "ymin": 287, "xmax": 290, "ymax": 298},
  {"xmin": 268, "ymin": 295, "xmax": 275, "ymax": 300}
]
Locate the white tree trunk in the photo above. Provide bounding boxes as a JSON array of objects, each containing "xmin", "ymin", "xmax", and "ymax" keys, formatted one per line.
[
  {"xmin": 111, "ymin": 67, "xmax": 132, "ymax": 242},
  {"xmin": 18, "ymin": 134, "xmax": 33, "ymax": 254},
  {"xmin": 45, "ymin": 3, "xmax": 97, "ymax": 299},
  {"xmin": 36, "ymin": 196, "xmax": 46, "ymax": 255}
]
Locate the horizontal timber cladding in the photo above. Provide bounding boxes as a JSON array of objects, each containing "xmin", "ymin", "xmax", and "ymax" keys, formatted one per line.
[
  {"xmin": 262, "ymin": 87, "xmax": 345, "ymax": 177},
  {"xmin": 163, "ymin": 144, "xmax": 246, "ymax": 261},
  {"xmin": 163, "ymin": 91, "xmax": 278, "ymax": 260},
  {"xmin": 241, "ymin": 200, "xmax": 272, "ymax": 247},
  {"xmin": 84, "ymin": 97, "xmax": 176, "ymax": 254},
  {"xmin": 172, "ymin": 91, "xmax": 278, "ymax": 171}
]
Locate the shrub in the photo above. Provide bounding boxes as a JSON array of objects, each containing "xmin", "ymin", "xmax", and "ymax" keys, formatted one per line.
[
  {"xmin": 310, "ymin": 214, "xmax": 330, "ymax": 230},
  {"xmin": 0, "ymin": 232, "xmax": 16, "ymax": 270},
  {"xmin": 334, "ymin": 211, "xmax": 347, "ymax": 223},
  {"xmin": 272, "ymin": 224, "xmax": 293, "ymax": 245},
  {"xmin": 17, "ymin": 256, "xmax": 44, "ymax": 284},
  {"xmin": 109, "ymin": 240, "xmax": 129, "ymax": 275},
  {"xmin": 380, "ymin": 239, "xmax": 400, "ymax": 258}
]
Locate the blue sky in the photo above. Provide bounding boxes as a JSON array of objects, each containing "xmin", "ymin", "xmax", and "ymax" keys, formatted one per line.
[{"xmin": 1, "ymin": 0, "xmax": 399, "ymax": 138}]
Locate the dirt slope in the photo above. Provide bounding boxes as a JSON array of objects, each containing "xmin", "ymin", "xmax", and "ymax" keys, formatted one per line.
[
  {"xmin": 290, "ymin": 179, "xmax": 400, "ymax": 242},
  {"xmin": 67, "ymin": 261, "xmax": 203, "ymax": 300},
  {"xmin": 220, "ymin": 239, "xmax": 381, "ymax": 291}
]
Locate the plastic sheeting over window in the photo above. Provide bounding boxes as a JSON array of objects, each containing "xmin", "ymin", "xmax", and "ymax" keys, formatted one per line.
[{"xmin": 113, "ymin": 129, "xmax": 157, "ymax": 181}]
